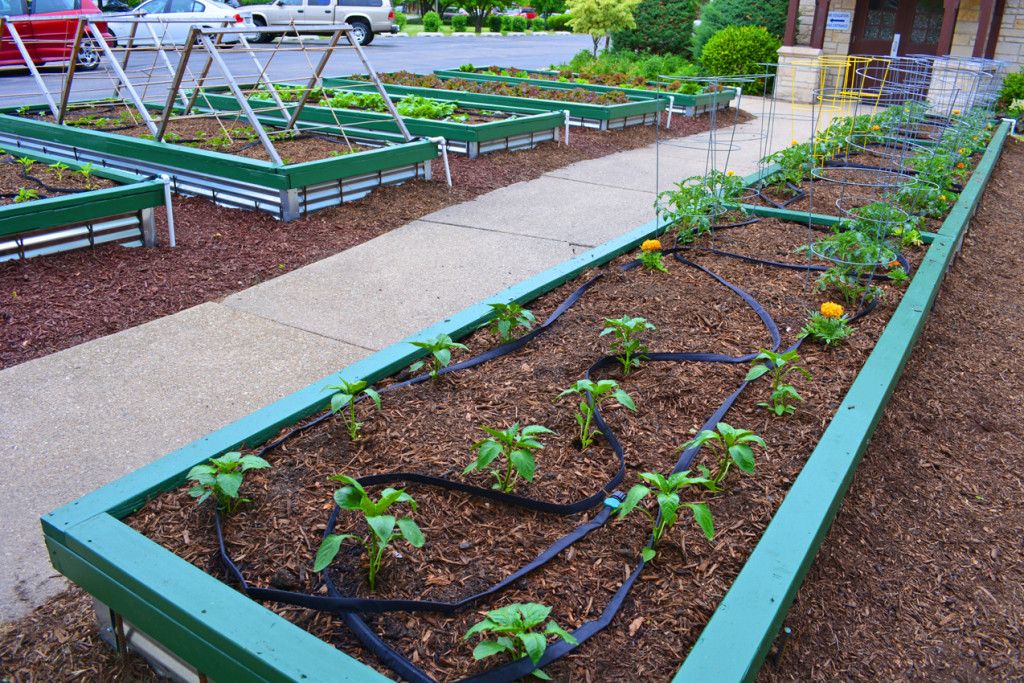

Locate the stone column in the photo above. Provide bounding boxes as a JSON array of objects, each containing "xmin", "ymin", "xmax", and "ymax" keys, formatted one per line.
[{"xmin": 776, "ymin": 45, "xmax": 825, "ymax": 103}]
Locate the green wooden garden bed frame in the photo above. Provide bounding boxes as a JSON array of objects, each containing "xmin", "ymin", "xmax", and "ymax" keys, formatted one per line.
[
  {"xmin": 325, "ymin": 74, "xmax": 665, "ymax": 130},
  {"xmin": 0, "ymin": 108, "xmax": 438, "ymax": 222},
  {"xmin": 39, "ymin": 121, "xmax": 1011, "ymax": 682},
  {"xmin": 433, "ymin": 68, "xmax": 738, "ymax": 117},
  {"xmin": 1, "ymin": 145, "xmax": 166, "ymax": 260},
  {"xmin": 192, "ymin": 86, "xmax": 565, "ymax": 158}
]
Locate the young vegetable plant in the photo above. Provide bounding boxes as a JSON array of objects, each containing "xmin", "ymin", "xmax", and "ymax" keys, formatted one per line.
[
  {"xmin": 556, "ymin": 379, "xmax": 636, "ymax": 450},
  {"xmin": 408, "ymin": 333, "xmax": 468, "ymax": 379},
  {"xmin": 600, "ymin": 315, "xmax": 656, "ymax": 374},
  {"xmin": 187, "ymin": 452, "xmax": 271, "ymax": 513},
  {"xmin": 313, "ymin": 475, "xmax": 425, "ymax": 591},
  {"xmin": 745, "ymin": 348, "xmax": 812, "ymax": 416},
  {"xmin": 463, "ymin": 603, "xmax": 578, "ymax": 680},
  {"xmin": 325, "ymin": 377, "xmax": 381, "ymax": 441},
  {"xmin": 679, "ymin": 422, "xmax": 765, "ymax": 492},
  {"xmin": 465, "ymin": 422, "xmax": 555, "ymax": 492},
  {"xmin": 15, "ymin": 156, "xmax": 34, "ymax": 172},
  {"xmin": 48, "ymin": 161, "xmax": 70, "ymax": 181},
  {"xmin": 13, "ymin": 188, "xmax": 39, "ymax": 203},
  {"xmin": 485, "ymin": 302, "xmax": 536, "ymax": 342},
  {"xmin": 72, "ymin": 162, "xmax": 96, "ymax": 187},
  {"xmin": 617, "ymin": 470, "xmax": 714, "ymax": 562}
]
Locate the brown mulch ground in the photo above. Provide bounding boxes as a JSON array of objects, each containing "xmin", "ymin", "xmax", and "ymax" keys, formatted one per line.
[
  {"xmin": 0, "ymin": 109, "xmax": 746, "ymax": 371},
  {"xmin": 0, "ymin": 133, "xmax": 1021, "ymax": 683},
  {"xmin": 0, "ymin": 156, "xmax": 118, "ymax": 205}
]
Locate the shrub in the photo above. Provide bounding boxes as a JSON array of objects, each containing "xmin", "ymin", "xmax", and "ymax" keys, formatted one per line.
[
  {"xmin": 407, "ymin": 16, "xmax": 423, "ymax": 25},
  {"xmin": 546, "ymin": 13, "xmax": 571, "ymax": 30},
  {"xmin": 611, "ymin": 0, "xmax": 700, "ymax": 58},
  {"xmin": 511, "ymin": 15, "xmax": 527, "ymax": 31},
  {"xmin": 997, "ymin": 69, "xmax": 1024, "ymax": 110},
  {"xmin": 501, "ymin": 15, "xmax": 513, "ymax": 31},
  {"xmin": 532, "ymin": 17, "xmax": 546, "ymax": 30},
  {"xmin": 700, "ymin": 25, "xmax": 781, "ymax": 90},
  {"xmin": 394, "ymin": 10, "xmax": 408, "ymax": 29},
  {"xmin": 451, "ymin": 14, "xmax": 468, "ymax": 31},
  {"xmin": 422, "ymin": 10, "xmax": 441, "ymax": 31},
  {"xmin": 691, "ymin": 0, "xmax": 788, "ymax": 59},
  {"xmin": 489, "ymin": 14, "xmax": 502, "ymax": 31}
]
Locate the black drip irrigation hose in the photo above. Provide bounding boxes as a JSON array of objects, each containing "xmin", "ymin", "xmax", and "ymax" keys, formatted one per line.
[
  {"xmin": 0, "ymin": 158, "xmax": 94, "ymax": 198},
  {"xmin": 207, "ymin": 241, "xmax": 894, "ymax": 683}
]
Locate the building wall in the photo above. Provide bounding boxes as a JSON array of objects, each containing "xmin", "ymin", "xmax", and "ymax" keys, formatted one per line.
[
  {"xmin": 949, "ymin": 0, "xmax": 1024, "ymax": 65},
  {"xmin": 820, "ymin": 0, "xmax": 857, "ymax": 56}
]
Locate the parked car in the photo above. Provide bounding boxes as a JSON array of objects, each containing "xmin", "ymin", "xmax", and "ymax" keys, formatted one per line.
[
  {"xmin": 516, "ymin": 6, "xmax": 535, "ymax": 19},
  {"xmin": 240, "ymin": 0, "xmax": 398, "ymax": 46},
  {"xmin": 440, "ymin": 5, "xmax": 467, "ymax": 21},
  {"xmin": 0, "ymin": 0, "xmax": 112, "ymax": 70},
  {"xmin": 105, "ymin": 0, "xmax": 254, "ymax": 47}
]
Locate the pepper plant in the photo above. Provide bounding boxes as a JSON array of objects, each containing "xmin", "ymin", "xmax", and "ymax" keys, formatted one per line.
[
  {"xmin": 313, "ymin": 475, "xmax": 425, "ymax": 591},
  {"xmin": 465, "ymin": 422, "xmax": 555, "ymax": 492},
  {"xmin": 325, "ymin": 377, "xmax": 381, "ymax": 440},
  {"xmin": 409, "ymin": 333, "xmax": 468, "ymax": 379},
  {"xmin": 679, "ymin": 422, "xmax": 765, "ymax": 492},
  {"xmin": 617, "ymin": 470, "xmax": 714, "ymax": 562},
  {"xmin": 745, "ymin": 348, "xmax": 811, "ymax": 416},
  {"xmin": 485, "ymin": 302, "xmax": 536, "ymax": 342},
  {"xmin": 600, "ymin": 315, "xmax": 656, "ymax": 375},
  {"xmin": 463, "ymin": 603, "xmax": 577, "ymax": 680},
  {"xmin": 556, "ymin": 379, "xmax": 636, "ymax": 450},
  {"xmin": 187, "ymin": 452, "xmax": 271, "ymax": 513}
]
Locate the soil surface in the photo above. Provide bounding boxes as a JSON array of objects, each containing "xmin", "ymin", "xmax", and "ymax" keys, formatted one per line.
[
  {"xmin": 0, "ymin": 156, "xmax": 118, "ymax": 206},
  {"xmin": 0, "ymin": 134, "xmax": 1020, "ymax": 683},
  {"xmin": 0, "ymin": 109, "xmax": 745, "ymax": 371}
]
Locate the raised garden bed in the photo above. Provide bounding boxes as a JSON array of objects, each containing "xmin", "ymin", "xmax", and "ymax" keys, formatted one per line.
[
  {"xmin": 194, "ymin": 85, "xmax": 566, "ymax": 159},
  {"xmin": 0, "ymin": 146, "xmax": 166, "ymax": 261},
  {"xmin": 330, "ymin": 73, "xmax": 666, "ymax": 130},
  {"xmin": 435, "ymin": 67, "xmax": 738, "ymax": 118},
  {"xmin": 0, "ymin": 105, "xmax": 438, "ymax": 222},
  {"xmin": 39, "ymin": 120, "xmax": 1010, "ymax": 682}
]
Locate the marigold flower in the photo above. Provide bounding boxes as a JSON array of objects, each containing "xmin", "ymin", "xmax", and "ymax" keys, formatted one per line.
[
  {"xmin": 727, "ymin": 170, "xmax": 735, "ymax": 176},
  {"xmin": 641, "ymin": 239, "xmax": 661, "ymax": 252},
  {"xmin": 888, "ymin": 260, "xmax": 900, "ymax": 268},
  {"xmin": 792, "ymin": 140, "xmax": 799, "ymax": 146},
  {"xmin": 871, "ymin": 125, "xmax": 880, "ymax": 131},
  {"xmin": 957, "ymin": 162, "xmax": 965, "ymax": 168},
  {"xmin": 959, "ymin": 148, "xmax": 967, "ymax": 154},
  {"xmin": 953, "ymin": 109, "xmax": 961, "ymax": 114},
  {"xmin": 820, "ymin": 302, "xmax": 844, "ymax": 319},
  {"xmin": 940, "ymin": 194, "xmax": 946, "ymax": 201}
]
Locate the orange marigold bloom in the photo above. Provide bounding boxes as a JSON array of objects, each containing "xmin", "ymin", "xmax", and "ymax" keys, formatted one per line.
[
  {"xmin": 871, "ymin": 125, "xmax": 880, "ymax": 131},
  {"xmin": 889, "ymin": 260, "xmax": 900, "ymax": 268},
  {"xmin": 792, "ymin": 140, "xmax": 800, "ymax": 146},
  {"xmin": 957, "ymin": 162, "xmax": 965, "ymax": 168},
  {"xmin": 953, "ymin": 109, "xmax": 961, "ymax": 114},
  {"xmin": 642, "ymin": 239, "xmax": 662, "ymax": 252},
  {"xmin": 820, "ymin": 302, "xmax": 844, "ymax": 319}
]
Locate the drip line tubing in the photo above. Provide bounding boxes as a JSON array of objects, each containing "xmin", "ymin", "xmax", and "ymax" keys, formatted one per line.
[{"xmin": 207, "ymin": 238, "xmax": 892, "ymax": 683}]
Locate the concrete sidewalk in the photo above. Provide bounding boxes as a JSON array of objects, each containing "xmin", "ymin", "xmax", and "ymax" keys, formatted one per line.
[{"xmin": 0, "ymin": 96, "xmax": 812, "ymax": 622}]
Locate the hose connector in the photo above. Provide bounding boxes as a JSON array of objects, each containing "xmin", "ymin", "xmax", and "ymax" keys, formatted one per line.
[{"xmin": 603, "ymin": 491, "xmax": 626, "ymax": 509}]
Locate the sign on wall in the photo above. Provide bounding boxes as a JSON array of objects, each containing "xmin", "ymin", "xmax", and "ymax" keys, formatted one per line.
[{"xmin": 826, "ymin": 11, "xmax": 852, "ymax": 31}]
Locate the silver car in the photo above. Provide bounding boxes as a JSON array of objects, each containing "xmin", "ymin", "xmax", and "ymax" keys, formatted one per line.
[
  {"xmin": 105, "ymin": 0, "xmax": 256, "ymax": 46},
  {"xmin": 241, "ymin": 0, "xmax": 398, "ymax": 46}
]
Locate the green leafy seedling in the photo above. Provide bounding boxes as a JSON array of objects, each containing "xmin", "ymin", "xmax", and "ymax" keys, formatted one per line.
[
  {"xmin": 463, "ymin": 603, "xmax": 578, "ymax": 680},
  {"xmin": 13, "ymin": 188, "xmax": 39, "ymax": 203},
  {"xmin": 325, "ymin": 377, "xmax": 381, "ymax": 441},
  {"xmin": 409, "ymin": 333, "xmax": 468, "ymax": 379},
  {"xmin": 465, "ymin": 422, "xmax": 555, "ymax": 492},
  {"xmin": 745, "ymin": 348, "xmax": 811, "ymax": 416},
  {"xmin": 48, "ymin": 161, "xmax": 70, "ymax": 182},
  {"xmin": 556, "ymin": 379, "xmax": 636, "ymax": 451},
  {"xmin": 187, "ymin": 452, "xmax": 271, "ymax": 513},
  {"xmin": 617, "ymin": 470, "xmax": 714, "ymax": 562},
  {"xmin": 485, "ymin": 302, "xmax": 536, "ymax": 342},
  {"xmin": 15, "ymin": 156, "xmax": 34, "ymax": 171},
  {"xmin": 313, "ymin": 475, "xmax": 425, "ymax": 591},
  {"xmin": 679, "ymin": 422, "xmax": 765, "ymax": 492},
  {"xmin": 600, "ymin": 315, "xmax": 656, "ymax": 374}
]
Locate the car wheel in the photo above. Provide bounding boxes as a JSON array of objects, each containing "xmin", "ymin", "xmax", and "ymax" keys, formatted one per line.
[
  {"xmin": 252, "ymin": 17, "xmax": 275, "ymax": 43},
  {"xmin": 349, "ymin": 20, "xmax": 372, "ymax": 46},
  {"xmin": 75, "ymin": 37, "xmax": 102, "ymax": 71}
]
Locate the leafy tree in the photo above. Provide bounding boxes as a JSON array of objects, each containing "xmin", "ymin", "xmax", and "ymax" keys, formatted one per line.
[
  {"xmin": 567, "ymin": 0, "xmax": 641, "ymax": 55},
  {"xmin": 533, "ymin": 0, "xmax": 566, "ymax": 18},
  {"xmin": 612, "ymin": 0, "xmax": 700, "ymax": 58},
  {"xmin": 450, "ymin": 0, "xmax": 511, "ymax": 34}
]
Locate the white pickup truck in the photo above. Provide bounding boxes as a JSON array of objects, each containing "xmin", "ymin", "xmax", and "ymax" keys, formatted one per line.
[{"xmin": 240, "ymin": 0, "xmax": 397, "ymax": 45}]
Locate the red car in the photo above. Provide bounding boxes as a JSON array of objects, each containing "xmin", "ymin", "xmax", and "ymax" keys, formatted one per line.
[
  {"xmin": 0, "ymin": 0, "xmax": 113, "ymax": 71},
  {"xmin": 518, "ymin": 6, "xmax": 536, "ymax": 19}
]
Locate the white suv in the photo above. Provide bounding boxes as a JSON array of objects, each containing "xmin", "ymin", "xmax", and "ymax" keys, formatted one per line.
[{"xmin": 242, "ymin": 0, "xmax": 397, "ymax": 45}]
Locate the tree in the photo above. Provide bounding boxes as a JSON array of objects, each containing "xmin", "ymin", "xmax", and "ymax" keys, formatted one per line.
[
  {"xmin": 567, "ymin": 0, "xmax": 641, "ymax": 55},
  {"xmin": 611, "ymin": 0, "xmax": 700, "ymax": 58},
  {"xmin": 533, "ymin": 0, "xmax": 566, "ymax": 18},
  {"xmin": 450, "ymin": 0, "xmax": 511, "ymax": 34},
  {"xmin": 690, "ymin": 0, "xmax": 789, "ymax": 59}
]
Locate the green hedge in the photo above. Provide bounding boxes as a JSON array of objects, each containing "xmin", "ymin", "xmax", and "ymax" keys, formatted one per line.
[
  {"xmin": 691, "ymin": 0, "xmax": 788, "ymax": 59},
  {"xmin": 422, "ymin": 10, "xmax": 441, "ymax": 31},
  {"xmin": 546, "ymin": 13, "xmax": 571, "ymax": 30},
  {"xmin": 612, "ymin": 0, "xmax": 700, "ymax": 58},
  {"xmin": 700, "ymin": 24, "xmax": 781, "ymax": 90}
]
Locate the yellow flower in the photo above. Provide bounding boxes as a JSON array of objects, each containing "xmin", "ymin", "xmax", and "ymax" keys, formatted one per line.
[
  {"xmin": 792, "ymin": 140, "xmax": 799, "ymax": 146},
  {"xmin": 871, "ymin": 125, "xmax": 880, "ymax": 131},
  {"xmin": 727, "ymin": 170, "xmax": 735, "ymax": 176},
  {"xmin": 959, "ymin": 148, "xmax": 967, "ymax": 154},
  {"xmin": 953, "ymin": 109, "xmax": 961, "ymax": 114},
  {"xmin": 641, "ymin": 239, "xmax": 661, "ymax": 252},
  {"xmin": 940, "ymin": 194, "xmax": 946, "ymax": 201},
  {"xmin": 820, "ymin": 302, "xmax": 844, "ymax": 319}
]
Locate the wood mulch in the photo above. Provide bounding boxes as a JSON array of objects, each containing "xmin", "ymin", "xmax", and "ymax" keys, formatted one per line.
[
  {"xmin": 0, "ymin": 109, "xmax": 745, "ymax": 371},
  {"xmin": 0, "ymin": 156, "xmax": 118, "ymax": 206},
  {"xmin": 0, "ymin": 133, "xmax": 1021, "ymax": 683}
]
